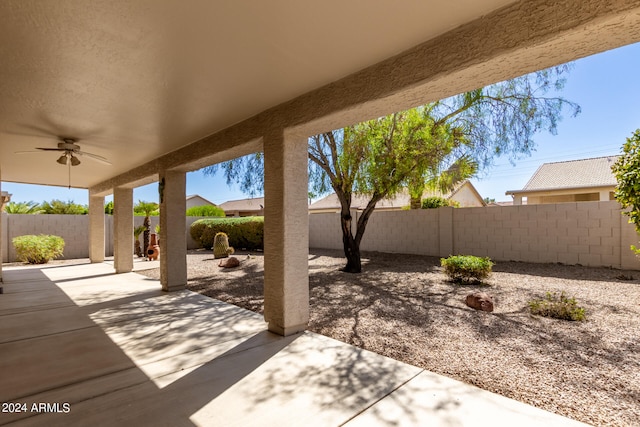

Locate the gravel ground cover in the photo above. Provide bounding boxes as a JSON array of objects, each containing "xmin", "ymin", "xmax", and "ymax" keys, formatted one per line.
[{"xmin": 137, "ymin": 248, "xmax": 640, "ymax": 426}]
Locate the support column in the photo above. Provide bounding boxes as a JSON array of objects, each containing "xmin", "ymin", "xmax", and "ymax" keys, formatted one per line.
[
  {"xmin": 0, "ymin": 170, "xmax": 3, "ymax": 283},
  {"xmin": 113, "ymin": 187, "xmax": 133, "ymax": 273},
  {"xmin": 89, "ymin": 194, "xmax": 105, "ymax": 263},
  {"xmin": 599, "ymin": 189, "xmax": 611, "ymax": 201},
  {"xmin": 159, "ymin": 170, "xmax": 187, "ymax": 292},
  {"xmin": 263, "ymin": 129, "xmax": 309, "ymax": 336}
]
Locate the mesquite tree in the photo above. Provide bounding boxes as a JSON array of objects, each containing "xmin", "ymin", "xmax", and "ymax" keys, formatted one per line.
[
  {"xmin": 205, "ymin": 65, "xmax": 579, "ymax": 273},
  {"xmin": 612, "ymin": 129, "xmax": 640, "ymax": 253}
]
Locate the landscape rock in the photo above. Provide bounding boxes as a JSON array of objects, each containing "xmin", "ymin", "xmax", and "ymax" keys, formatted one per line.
[
  {"xmin": 218, "ymin": 257, "xmax": 240, "ymax": 268},
  {"xmin": 465, "ymin": 292, "xmax": 494, "ymax": 312}
]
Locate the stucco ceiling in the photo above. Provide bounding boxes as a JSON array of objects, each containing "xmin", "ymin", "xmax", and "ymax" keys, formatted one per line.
[{"xmin": 0, "ymin": 0, "xmax": 518, "ymax": 189}]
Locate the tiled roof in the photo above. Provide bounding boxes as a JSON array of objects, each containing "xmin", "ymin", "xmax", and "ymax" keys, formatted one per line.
[
  {"xmin": 219, "ymin": 197, "xmax": 265, "ymax": 211},
  {"xmin": 308, "ymin": 193, "xmax": 404, "ymax": 210},
  {"xmin": 520, "ymin": 156, "xmax": 619, "ymax": 191},
  {"xmin": 309, "ymin": 181, "xmax": 470, "ymax": 210}
]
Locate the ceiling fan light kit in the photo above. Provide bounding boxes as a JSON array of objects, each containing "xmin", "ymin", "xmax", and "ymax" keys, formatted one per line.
[
  {"xmin": 13, "ymin": 135, "xmax": 111, "ymax": 189},
  {"xmin": 14, "ymin": 136, "xmax": 111, "ymax": 166}
]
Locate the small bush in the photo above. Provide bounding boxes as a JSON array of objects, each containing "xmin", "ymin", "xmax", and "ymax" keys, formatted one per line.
[
  {"xmin": 421, "ymin": 197, "xmax": 450, "ymax": 209},
  {"xmin": 13, "ymin": 234, "xmax": 65, "ymax": 264},
  {"xmin": 186, "ymin": 205, "xmax": 225, "ymax": 217},
  {"xmin": 529, "ymin": 291, "xmax": 586, "ymax": 321},
  {"xmin": 441, "ymin": 255, "xmax": 493, "ymax": 283},
  {"xmin": 190, "ymin": 217, "xmax": 263, "ymax": 250}
]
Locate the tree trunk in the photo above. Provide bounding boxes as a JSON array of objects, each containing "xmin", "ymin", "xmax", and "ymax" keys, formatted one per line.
[
  {"xmin": 410, "ymin": 196, "xmax": 421, "ymax": 209},
  {"xmin": 143, "ymin": 216, "xmax": 150, "ymax": 259},
  {"xmin": 134, "ymin": 240, "xmax": 142, "ymax": 257},
  {"xmin": 340, "ymin": 211, "xmax": 361, "ymax": 273},
  {"xmin": 408, "ymin": 179, "xmax": 425, "ymax": 210}
]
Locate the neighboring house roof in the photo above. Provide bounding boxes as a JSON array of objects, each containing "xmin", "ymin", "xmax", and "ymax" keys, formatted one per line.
[
  {"xmin": 186, "ymin": 194, "xmax": 216, "ymax": 206},
  {"xmin": 506, "ymin": 155, "xmax": 619, "ymax": 194},
  {"xmin": 219, "ymin": 197, "xmax": 265, "ymax": 212},
  {"xmin": 309, "ymin": 180, "xmax": 483, "ymax": 211},
  {"xmin": 309, "ymin": 193, "xmax": 401, "ymax": 211}
]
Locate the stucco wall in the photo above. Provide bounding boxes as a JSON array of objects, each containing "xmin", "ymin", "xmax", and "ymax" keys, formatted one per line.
[
  {"xmin": 309, "ymin": 201, "xmax": 640, "ymax": 270},
  {"xmin": 186, "ymin": 196, "xmax": 213, "ymax": 210},
  {"xmin": 450, "ymin": 184, "xmax": 484, "ymax": 207}
]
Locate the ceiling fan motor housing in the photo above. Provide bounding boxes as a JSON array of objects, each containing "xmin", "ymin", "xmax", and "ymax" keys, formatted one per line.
[{"xmin": 58, "ymin": 141, "xmax": 81, "ymax": 151}]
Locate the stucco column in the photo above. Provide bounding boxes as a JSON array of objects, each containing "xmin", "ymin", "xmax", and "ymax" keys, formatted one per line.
[
  {"xmin": 89, "ymin": 195, "xmax": 105, "ymax": 263},
  {"xmin": 113, "ymin": 187, "xmax": 133, "ymax": 273},
  {"xmin": 159, "ymin": 170, "xmax": 187, "ymax": 292},
  {"xmin": 0, "ymin": 170, "xmax": 3, "ymax": 283},
  {"xmin": 263, "ymin": 130, "xmax": 309, "ymax": 336},
  {"xmin": 599, "ymin": 190, "xmax": 610, "ymax": 201},
  {"xmin": 513, "ymin": 195, "xmax": 523, "ymax": 205}
]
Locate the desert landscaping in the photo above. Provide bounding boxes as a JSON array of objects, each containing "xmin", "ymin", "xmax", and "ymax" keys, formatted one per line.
[{"xmin": 137, "ymin": 248, "xmax": 640, "ymax": 427}]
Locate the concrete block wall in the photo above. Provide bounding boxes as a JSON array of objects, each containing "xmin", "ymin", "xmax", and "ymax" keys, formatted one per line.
[
  {"xmin": 4, "ymin": 203, "xmax": 640, "ymax": 269},
  {"xmin": 309, "ymin": 212, "xmax": 345, "ymax": 251},
  {"xmin": 309, "ymin": 201, "xmax": 640, "ymax": 270},
  {"xmin": 5, "ymin": 214, "xmax": 90, "ymax": 261},
  {"xmin": 359, "ymin": 209, "xmax": 442, "ymax": 256},
  {"xmin": 452, "ymin": 201, "xmax": 636, "ymax": 268},
  {"xmin": 2, "ymin": 214, "xmax": 202, "ymax": 262},
  {"xmin": 1, "ymin": 213, "xmax": 8, "ymax": 263},
  {"xmin": 186, "ymin": 216, "xmax": 203, "ymax": 249}
]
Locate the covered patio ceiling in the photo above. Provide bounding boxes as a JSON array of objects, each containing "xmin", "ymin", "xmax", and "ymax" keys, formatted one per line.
[
  {"xmin": 0, "ymin": 1, "xmax": 638, "ymax": 193},
  {"xmin": 0, "ymin": 0, "xmax": 519, "ymax": 189}
]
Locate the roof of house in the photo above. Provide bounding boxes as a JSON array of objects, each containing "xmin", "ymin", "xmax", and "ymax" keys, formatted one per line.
[
  {"xmin": 219, "ymin": 197, "xmax": 265, "ymax": 212},
  {"xmin": 186, "ymin": 194, "xmax": 216, "ymax": 206},
  {"xmin": 308, "ymin": 193, "xmax": 403, "ymax": 211},
  {"xmin": 507, "ymin": 155, "xmax": 619, "ymax": 194},
  {"xmin": 309, "ymin": 180, "xmax": 477, "ymax": 210}
]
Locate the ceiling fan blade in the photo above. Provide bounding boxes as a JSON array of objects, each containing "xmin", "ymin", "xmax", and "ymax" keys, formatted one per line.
[
  {"xmin": 36, "ymin": 147, "xmax": 65, "ymax": 151},
  {"xmin": 77, "ymin": 151, "xmax": 112, "ymax": 165},
  {"xmin": 14, "ymin": 150, "xmax": 45, "ymax": 154}
]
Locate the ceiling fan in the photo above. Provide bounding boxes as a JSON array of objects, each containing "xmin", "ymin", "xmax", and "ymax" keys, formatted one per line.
[{"xmin": 15, "ymin": 137, "xmax": 111, "ymax": 166}]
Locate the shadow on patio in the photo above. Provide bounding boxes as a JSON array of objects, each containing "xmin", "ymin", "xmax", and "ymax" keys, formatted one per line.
[{"xmin": 0, "ymin": 262, "xmax": 587, "ymax": 426}]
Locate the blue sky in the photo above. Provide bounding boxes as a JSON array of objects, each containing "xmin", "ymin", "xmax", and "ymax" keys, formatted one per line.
[{"xmin": 3, "ymin": 42, "xmax": 640, "ymax": 205}]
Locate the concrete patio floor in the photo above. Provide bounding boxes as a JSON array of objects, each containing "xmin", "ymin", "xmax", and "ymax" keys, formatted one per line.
[{"xmin": 0, "ymin": 261, "xmax": 589, "ymax": 427}]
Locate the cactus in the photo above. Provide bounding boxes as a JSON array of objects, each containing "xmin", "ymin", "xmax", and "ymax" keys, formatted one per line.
[{"xmin": 213, "ymin": 232, "xmax": 235, "ymax": 258}]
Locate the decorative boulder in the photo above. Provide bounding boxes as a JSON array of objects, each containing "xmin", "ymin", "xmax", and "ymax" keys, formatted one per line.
[
  {"xmin": 218, "ymin": 256, "xmax": 240, "ymax": 268},
  {"xmin": 465, "ymin": 292, "xmax": 494, "ymax": 312}
]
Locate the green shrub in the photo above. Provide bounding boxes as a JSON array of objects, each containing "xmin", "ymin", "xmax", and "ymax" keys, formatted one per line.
[
  {"xmin": 186, "ymin": 205, "xmax": 225, "ymax": 217},
  {"xmin": 441, "ymin": 255, "xmax": 493, "ymax": 283},
  {"xmin": 528, "ymin": 291, "xmax": 586, "ymax": 321},
  {"xmin": 13, "ymin": 235, "xmax": 65, "ymax": 264},
  {"xmin": 40, "ymin": 199, "xmax": 88, "ymax": 215},
  {"xmin": 421, "ymin": 197, "xmax": 451, "ymax": 209},
  {"xmin": 190, "ymin": 216, "xmax": 264, "ymax": 250}
]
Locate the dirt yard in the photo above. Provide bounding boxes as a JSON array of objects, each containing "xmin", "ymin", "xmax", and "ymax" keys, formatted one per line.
[{"xmin": 138, "ymin": 249, "xmax": 640, "ymax": 426}]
